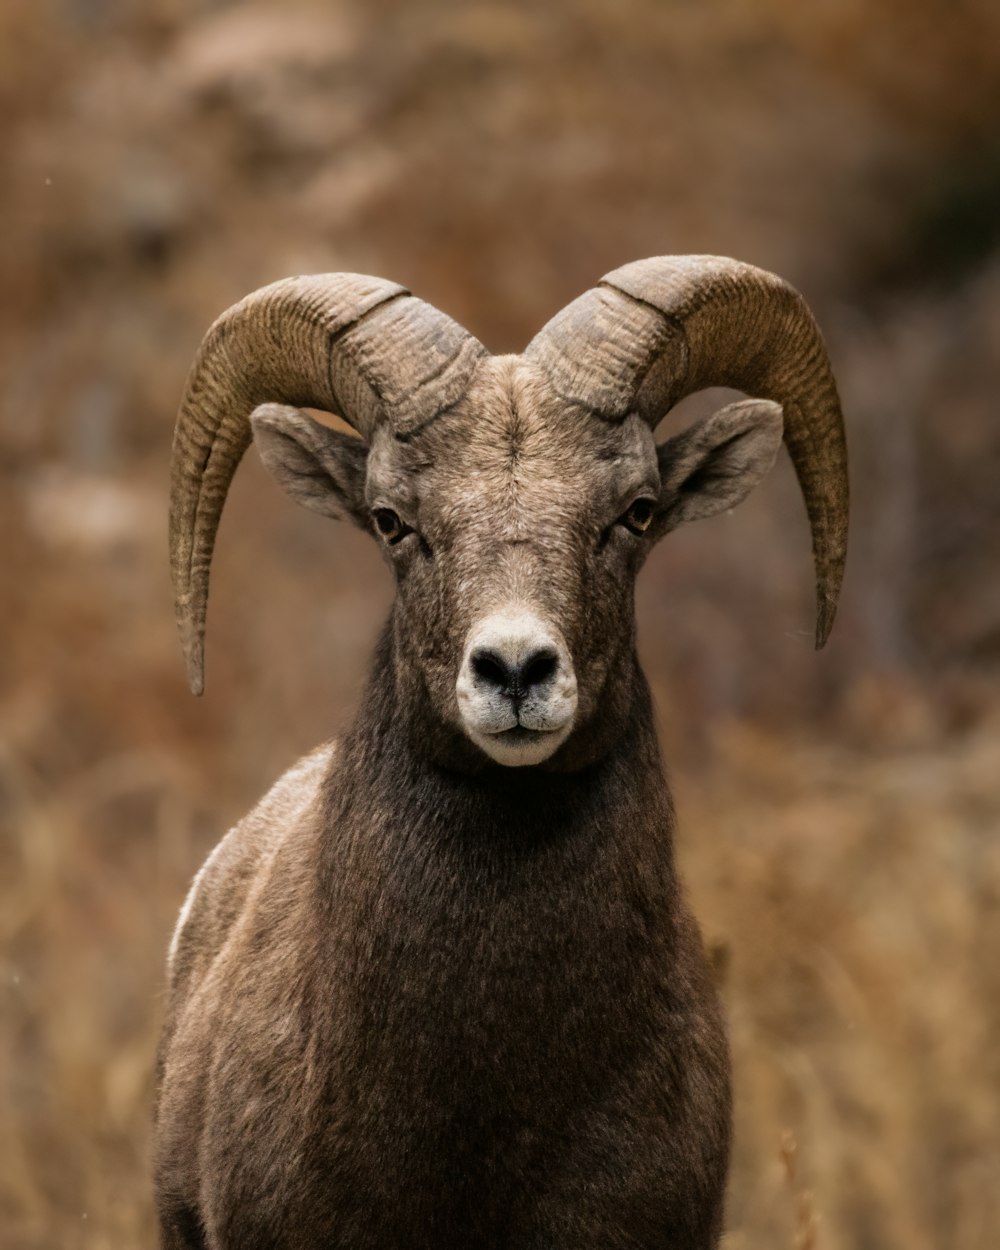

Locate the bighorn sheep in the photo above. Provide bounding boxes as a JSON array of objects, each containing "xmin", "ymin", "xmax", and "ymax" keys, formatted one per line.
[{"xmin": 155, "ymin": 256, "xmax": 848, "ymax": 1249}]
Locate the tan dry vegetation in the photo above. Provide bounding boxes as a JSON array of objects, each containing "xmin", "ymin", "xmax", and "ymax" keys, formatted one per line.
[
  {"xmin": 2, "ymin": 1, "xmax": 999, "ymax": 1246},
  {"xmin": 677, "ymin": 710, "xmax": 1000, "ymax": 1249}
]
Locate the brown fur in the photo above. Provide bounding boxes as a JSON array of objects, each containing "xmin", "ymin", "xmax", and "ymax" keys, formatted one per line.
[{"xmin": 157, "ymin": 289, "xmax": 833, "ymax": 1248}]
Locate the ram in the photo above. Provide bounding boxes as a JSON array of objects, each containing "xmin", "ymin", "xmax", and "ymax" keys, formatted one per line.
[{"xmin": 155, "ymin": 255, "xmax": 848, "ymax": 1249}]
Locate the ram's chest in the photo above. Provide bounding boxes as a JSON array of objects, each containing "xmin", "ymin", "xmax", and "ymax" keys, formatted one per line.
[
  {"xmin": 179, "ymin": 833, "xmax": 725, "ymax": 1248},
  {"xmin": 194, "ymin": 912, "xmax": 725, "ymax": 1250},
  {"xmin": 329, "ymin": 833, "xmax": 665, "ymax": 1098}
]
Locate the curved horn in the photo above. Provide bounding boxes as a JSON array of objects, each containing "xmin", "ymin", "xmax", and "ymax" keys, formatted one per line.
[
  {"xmin": 525, "ymin": 255, "xmax": 848, "ymax": 648},
  {"xmin": 170, "ymin": 273, "xmax": 486, "ymax": 694}
]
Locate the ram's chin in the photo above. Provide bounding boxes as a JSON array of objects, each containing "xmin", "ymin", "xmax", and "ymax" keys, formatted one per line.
[{"xmin": 466, "ymin": 724, "xmax": 571, "ymax": 767}]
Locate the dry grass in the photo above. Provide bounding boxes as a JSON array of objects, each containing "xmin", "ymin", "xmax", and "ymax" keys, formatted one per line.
[
  {"xmin": 4, "ymin": 668, "xmax": 999, "ymax": 1248},
  {"xmin": 675, "ymin": 708, "xmax": 1000, "ymax": 1249},
  {"xmin": 2, "ymin": 0, "xmax": 999, "ymax": 1246}
]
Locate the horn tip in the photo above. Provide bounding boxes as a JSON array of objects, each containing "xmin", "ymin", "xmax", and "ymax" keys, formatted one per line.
[
  {"xmin": 185, "ymin": 658, "xmax": 205, "ymax": 697},
  {"xmin": 179, "ymin": 628, "xmax": 205, "ymax": 696},
  {"xmin": 814, "ymin": 598, "xmax": 837, "ymax": 650}
]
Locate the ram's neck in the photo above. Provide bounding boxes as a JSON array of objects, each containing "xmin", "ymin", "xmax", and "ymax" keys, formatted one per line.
[{"xmin": 309, "ymin": 625, "xmax": 690, "ymax": 1127}]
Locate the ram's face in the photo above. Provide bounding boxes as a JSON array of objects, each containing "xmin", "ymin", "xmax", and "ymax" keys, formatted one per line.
[
  {"xmin": 172, "ymin": 263, "xmax": 848, "ymax": 741},
  {"xmin": 251, "ymin": 355, "xmax": 783, "ymax": 768},
  {"xmin": 364, "ymin": 357, "xmax": 661, "ymax": 766}
]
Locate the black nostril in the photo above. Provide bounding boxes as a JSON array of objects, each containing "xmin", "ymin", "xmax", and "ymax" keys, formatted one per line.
[
  {"xmin": 472, "ymin": 649, "xmax": 512, "ymax": 691},
  {"xmin": 520, "ymin": 649, "xmax": 558, "ymax": 692},
  {"xmin": 470, "ymin": 646, "xmax": 559, "ymax": 700}
]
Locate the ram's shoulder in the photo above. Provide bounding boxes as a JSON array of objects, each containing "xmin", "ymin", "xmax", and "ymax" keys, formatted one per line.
[{"xmin": 165, "ymin": 741, "xmax": 337, "ymax": 992}]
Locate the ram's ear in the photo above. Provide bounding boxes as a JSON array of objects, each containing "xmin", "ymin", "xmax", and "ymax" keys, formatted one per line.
[
  {"xmin": 251, "ymin": 403, "xmax": 369, "ymax": 528},
  {"xmin": 655, "ymin": 398, "xmax": 784, "ymax": 532}
]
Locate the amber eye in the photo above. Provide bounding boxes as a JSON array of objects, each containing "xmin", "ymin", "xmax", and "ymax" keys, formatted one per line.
[
  {"xmin": 372, "ymin": 508, "xmax": 410, "ymax": 545},
  {"xmin": 620, "ymin": 498, "xmax": 656, "ymax": 535}
]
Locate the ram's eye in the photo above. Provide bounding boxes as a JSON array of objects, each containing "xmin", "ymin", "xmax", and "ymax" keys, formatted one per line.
[
  {"xmin": 619, "ymin": 498, "xmax": 656, "ymax": 535},
  {"xmin": 372, "ymin": 508, "xmax": 410, "ymax": 545}
]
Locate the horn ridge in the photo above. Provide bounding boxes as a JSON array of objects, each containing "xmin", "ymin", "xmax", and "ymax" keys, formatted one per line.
[
  {"xmin": 530, "ymin": 255, "xmax": 849, "ymax": 648},
  {"xmin": 169, "ymin": 273, "xmax": 483, "ymax": 693}
]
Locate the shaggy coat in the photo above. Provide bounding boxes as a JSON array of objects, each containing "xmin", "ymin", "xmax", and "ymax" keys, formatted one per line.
[{"xmin": 156, "ymin": 257, "xmax": 847, "ymax": 1249}]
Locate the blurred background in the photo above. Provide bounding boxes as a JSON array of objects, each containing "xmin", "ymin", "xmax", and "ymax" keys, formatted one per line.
[{"xmin": 2, "ymin": 0, "xmax": 999, "ymax": 1246}]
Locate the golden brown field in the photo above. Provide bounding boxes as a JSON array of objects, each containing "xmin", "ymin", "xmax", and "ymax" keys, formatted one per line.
[{"xmin": 2, "ymin": 1, "xmax": 999, "ymax": 1246}]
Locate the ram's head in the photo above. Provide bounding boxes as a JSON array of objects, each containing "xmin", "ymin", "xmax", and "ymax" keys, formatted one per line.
[{"xmin": 170, "ymin": 257, "xmax": 847, "ymax": 767}]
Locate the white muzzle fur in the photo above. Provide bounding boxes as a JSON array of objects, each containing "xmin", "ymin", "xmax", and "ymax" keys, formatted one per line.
[{"xmin": 456, "ymin": 608, "xmax": 578, "ymax": 766}]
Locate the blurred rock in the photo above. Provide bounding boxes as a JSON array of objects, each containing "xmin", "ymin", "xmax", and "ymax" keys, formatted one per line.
[{"xmin": 22, "ymin": 466, "xmax": 159, "ymax": 555}]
